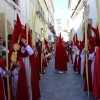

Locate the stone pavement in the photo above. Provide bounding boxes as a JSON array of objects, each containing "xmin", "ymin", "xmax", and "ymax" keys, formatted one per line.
[{"xmin": 40, "ymin": 55, "xmax": 95, "ymax": 100}]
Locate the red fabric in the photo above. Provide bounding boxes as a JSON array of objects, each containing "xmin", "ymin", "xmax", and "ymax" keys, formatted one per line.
[
  {"xmin": 9, "ymin": 14, "xmax": 30, "ymax": 100},
  {"xmin": 89, "ymin": 25, "xmax": 100, "ymax": 46},
  {"xmin": 35, "ymin": 49, "xmax": 40, "ymax": 80},
  {"xmin": 0, "ymin": 59, "xmax": 6, "ymax": 100},
  {"xmin": 88, "ymin": 35, "xmax": 94, "ymax": 47},
  {"xmin": 37, "ymin": 49, "xmax": 41, "ymax": 72},
  {"xmin": 0, "ymin": 59, "xmax": 13, "ymax": 100},
  {"xmin": 78, "ymin": 32, "xmax": 85, "ymax": 53},
  {"xmin": 44, "ymin": 39, "xmax": 51, "ymax": 60},
  {"xmin": 30, "ymin": 54, "xmax": 41, "ymax": 100},
  {"xmin": 73, "ymin": 56, "xmax": 77, "ymax": 71},
  {"xmin": 8, "ymin": 51, "xmax": 29, "ymax": 100},
  {"xmin": 77, "ymin": 55, "xmax": 81, "ymax": 73},
  {"xmin": 83, "ymin": 60, "xmax": 92, "ymax": 91},
  {"xmin": 22, "ymin": 23, "xmax": 41, "ymax": 99},
  {"xmin": 56, "ymin": 43, "xmax": 68, "ymax": 71},
  {"xmin": 18, "ymin": 27, "xmax": 32, "ymax": 58},
  {"xmin": 73, "ymin": 34, "xmax": 78, "ymax": 46},
  {"xmin": 42, "ymin": 50, "xmax": 47, "ymax": 70},
  {"xmin": 55, "ymin": 41, "xmax": 60, "ymax": 70},
  {"xmin": 0, "ymin": 74, "xmax": 5, "ymax": 100},
  {"xmin": 16, "ymin": 58, "xmax": 29, "ymax": 100},
  {"xmin": 83, "ymin": 43, "xmax": 94, "ymax": 91},
  {"xmin": 17, "ymin": 19, "xmax": 41, "ymax": 99},
  {"xmin": 93, "ymin": 47, "xmax": 100, "ymax": 99},
  {"xmin": 88, "ymin": 44, "xmax": 95, "ymax": 54},
  {"xmin": 10, "ymin": 14, "xmax": 25, "ymax": 51}
]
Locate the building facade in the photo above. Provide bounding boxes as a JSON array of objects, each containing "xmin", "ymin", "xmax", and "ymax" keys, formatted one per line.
[
  {"xmin": 0, "ymin": 0, "xmax": 55, "ymax": 43},
  {"xmin": 44, "ymin": 0, "xmax": 55, "ymax": 42},
  {"xmin": 68, "ymin": 0, "xmax": 99, "ymax": 41},
  {"xmin": 29, "ymin": 0, "xmax": 55, "ymax": 43},
  {"xmin": 0, "ymin": 0, "xmax": 29, "ymax": 40}
]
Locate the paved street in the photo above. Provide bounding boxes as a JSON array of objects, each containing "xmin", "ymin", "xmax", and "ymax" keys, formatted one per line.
[{"xmin": 40, "ymin": 55, "xmax": 95, "ymax": 100}]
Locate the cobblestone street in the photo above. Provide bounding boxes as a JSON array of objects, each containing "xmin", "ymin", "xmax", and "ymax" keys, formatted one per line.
[{"xmin": 40, "ymin": 55, "xmax": 95, "ymax": 100}]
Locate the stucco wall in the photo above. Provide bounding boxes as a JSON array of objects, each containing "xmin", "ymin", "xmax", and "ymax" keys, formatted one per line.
[
  {"xmin": 71, "ymin": 0, "xmax": 100, "ymax": 41},
  {"xmin": 0, "ymin": 0, "xmax": 29, "ymax": 40}
]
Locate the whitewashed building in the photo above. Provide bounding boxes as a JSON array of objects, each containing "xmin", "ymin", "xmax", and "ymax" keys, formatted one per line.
[
  {"xmin": 68, "ymin": 0, "xmax": 100, "ymax": 41},
  {"xmin": 0, "ymin": 0, "xmax": 55, "ymax": 43},
  {"xmin": 0, "ymin": 0, "xmax": 29, "ymax": 39}
]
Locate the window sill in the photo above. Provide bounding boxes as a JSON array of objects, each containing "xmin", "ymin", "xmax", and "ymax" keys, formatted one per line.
[
  {"xmin": 6, "ymin": 0, "xmax": 21, "ymax": 12},
  {"xmin": 10, "ymin": 0, "xmax": 20, "ymax": 11}
]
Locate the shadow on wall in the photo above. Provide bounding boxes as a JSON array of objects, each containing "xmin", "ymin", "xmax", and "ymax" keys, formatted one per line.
[
  {"xmin": 71, "ymin": 18, "xmax": 92, "ymax": 41},
  {"xmin": 0, "ymin": 12, "xmax": 13, "ymax": 40}
]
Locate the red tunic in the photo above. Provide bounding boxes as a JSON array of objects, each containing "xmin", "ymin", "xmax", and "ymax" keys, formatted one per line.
[
  {"xmin": 93, "ymin": 47, "xmax": 100, "ymax": 99},
  {"xmin": 56, "ymin": 43, "xmax": 68, "ymax": 71}
]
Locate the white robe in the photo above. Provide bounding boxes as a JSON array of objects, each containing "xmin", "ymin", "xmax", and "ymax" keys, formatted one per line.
[
  {"xmin": 11, "ymin": 67, "xmax": 20, "ymax": 99},
  {"xmin": 80, "ymin": 48, "xmax": 85, "ymax": 75},
  {"xmin": 21, "ymin": 45, "xmax": 34, "ymax": 100},
  {"xmin": 88, "ymin": 52, "xmax": 94, "ymax": 85},
  {"xmin": 88, "ymin": 46, "xmax": 98, "ymax": 85},
  {"xmin": 0, "ymin": 67, "xmax": 7, "ymax": 100}
]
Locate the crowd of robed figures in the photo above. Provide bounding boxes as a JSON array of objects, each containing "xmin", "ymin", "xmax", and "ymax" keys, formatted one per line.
[
  {"xmin": 0, "ymin": 14, "xmax": 52, "ymax": 100},
  {"xmin": 54, "ymin": 33, "xmax": 69, "ymax": 74},
  {"xmin": 71, "ymin": 24, "xmax": 100, "ymax": 100}
]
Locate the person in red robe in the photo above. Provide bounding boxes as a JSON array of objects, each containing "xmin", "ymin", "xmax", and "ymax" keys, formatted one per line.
[
  {"xmin": 54, "ymin": 41, "xmax": 59, "ymax": 71},
  {"xmin": 83, "ymin": 35, "xmax": 95, "ymax": 92},
  {"xmin": 9, "ymin": 14, "xmax": 30, "ymax": 100},
  {"xmin": 0, "ymin": 59, "xmax": 10, "ymax": 100},
  {"xmin": 44, "ymin": 39, "xmax": 51, "ymax": 62},
  {"xmin": 93, "ymin": 47, "xmax": 100, "ymax": 100},
  {"xmin": 88, "ymin": 24, "xmax": 100, "ymax": 99},
  {"xmin": 36, "ymin": 39, "xmax": 42, "ymax": 73},
  {"xmin": 55, "ymin": 34, "xmax": 69, "ymax": 73},
  {"xmin": 20, "ymin": 30, "xmax": 41, "ymax": 99},
  {"xmin": 83, "ymin": 24, "xmax": 100, "ymax": 93}
]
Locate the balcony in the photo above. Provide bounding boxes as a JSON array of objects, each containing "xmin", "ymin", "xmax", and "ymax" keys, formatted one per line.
[
  {"xmin": 48, "ymin": 24, "xmax": 56, "ymax": 35},
  {"xmin": 36, "ymin": 2, "xmax": 48, "ymax": 24}
]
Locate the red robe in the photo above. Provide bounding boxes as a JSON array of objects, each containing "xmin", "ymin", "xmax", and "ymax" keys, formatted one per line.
[
  {"xmin": 56, "ymin": 43, "xmax": 68, "ymax": 71},
  {"xmin": 37, "ymin": 49, "xmax": 42, "ymax": 72},
  {"xmin": 0, "ymin": 59, "xmax": 6, "ymax": 100},
  {"xmin": 30, "ymin": 54, "xmax": 41, "ymax": 100},
  {"xmin": 0, "ymin": 59, "xmax": 13, "ymax": 100},
  {"xmin": 93, "ymin": 47, "xmax": 100, "ymax": 99},
  {"xmin": 16, "ymin": 58, "xmax": 29, "ymax": 100},
  {"xmin": 83, "ymin": 45, "xmax": 95, "ymax": 91},
  {"xmin": 55, "ymin": 41, "xmax": 59, "ymax": 70},
  {"xmin": 77, "ymin": 54, "xmax": 81, "ymax": 73},
  {"xmin": 73, "ymin": 55, "xmax": 77, "ymax": 71}
]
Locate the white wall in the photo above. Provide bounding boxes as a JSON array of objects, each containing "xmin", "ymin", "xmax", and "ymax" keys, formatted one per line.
[
  {"xmin": 0, "ymin": 0, "xmax": 29, "ymax": 39},
  {"xmin": 0, "ymin": 0, "xmax": 29, "ymax": 28},
  {"xmin": 71, "ymin": 0, "xmax": 100, "ymax": 41},
  {"xmin": 88, "ymin": 0, "xmax": 98, "ymax": 28}
]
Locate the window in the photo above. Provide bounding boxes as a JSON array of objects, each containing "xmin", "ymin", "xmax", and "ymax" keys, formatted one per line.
[{"xmin": 12, "ymin": 0, "xmax": 19, "ymax": 6}]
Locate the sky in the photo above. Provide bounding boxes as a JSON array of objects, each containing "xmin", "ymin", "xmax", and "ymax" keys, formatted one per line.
[{"xmin": 53, "ymin": 0, "xmax": 69, "ymax": 30}]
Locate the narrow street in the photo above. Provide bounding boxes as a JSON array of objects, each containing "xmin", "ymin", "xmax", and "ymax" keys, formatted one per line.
[{"xmin": 40, "ymin": 55, "xmax": 95, "ymax": 100}]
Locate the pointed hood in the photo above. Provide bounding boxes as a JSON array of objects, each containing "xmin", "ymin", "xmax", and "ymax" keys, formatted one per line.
[
  {"xmin": 24, "ymin": 24, "xmax": 32, "ymax": 47},
  {"xmin": 73, "ymin": 34, "xmax": 78, "ymax": 46},
  {"xmin": 10, "ymin": 14, "xmax": 25, "ymax": 51},
  {"xmin": 88, "ymin": 35, "xmax": 94, "ymax": 47},
  {"xmin": 88, "ymin": 24, "xmax": 100, "ymax": 46},
  {"xmin": 78, "ymin": 32, "xmax": 85, "ymax": 52}
]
